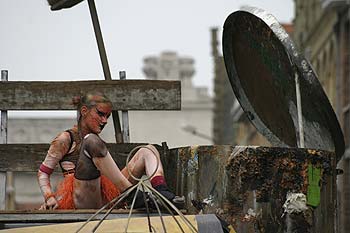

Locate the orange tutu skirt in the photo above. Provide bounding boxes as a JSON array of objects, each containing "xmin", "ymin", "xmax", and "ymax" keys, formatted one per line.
[{"xmin": 55, "ymin": 174, "xmax": 121, "ymax": 209}]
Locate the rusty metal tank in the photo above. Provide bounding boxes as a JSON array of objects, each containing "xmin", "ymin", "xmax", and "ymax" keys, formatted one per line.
[{"xmin": 164, "ymin": 6, "xmax": 344, "ymax": 233}]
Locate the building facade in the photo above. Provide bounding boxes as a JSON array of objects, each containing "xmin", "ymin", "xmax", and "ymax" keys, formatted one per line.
[
  {"xmin": 211, "ymin": 28, "xmax": 237, "ymax": 145},
  {"xmin": 293, "ymin": 1, "xmax": 350, "ymax": 232}
]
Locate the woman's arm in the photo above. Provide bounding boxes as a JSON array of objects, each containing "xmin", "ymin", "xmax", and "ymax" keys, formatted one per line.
[{"xmin": 37, "ymin": 131, "xmax": 71, "ymax": 209}]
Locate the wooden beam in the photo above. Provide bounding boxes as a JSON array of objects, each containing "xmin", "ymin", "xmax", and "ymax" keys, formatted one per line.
[
  {"xmin": 0, "ymin": 209, "xmax": 156, "ymax": 223},
  {"xmin": 0, "ymin": 143, "xmax": 164, "ymax": 172},
  {"xmin": 0, "ymin": 80, "xmax": 181, "ymax": 110},
  {"xmin": 0, "ymin": 210, "xmax": 181, "ymax": 227}
]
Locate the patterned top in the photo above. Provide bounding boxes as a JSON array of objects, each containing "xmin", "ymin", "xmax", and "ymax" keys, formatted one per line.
[{"xmin": 59, "ymin": 126, "xmax": 81, "ymax": 174}]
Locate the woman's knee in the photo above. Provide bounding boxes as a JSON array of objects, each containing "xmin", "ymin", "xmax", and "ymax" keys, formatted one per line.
[{"xmin": 139, "ymin": 145, "xmax": 160, "ymax": 159}]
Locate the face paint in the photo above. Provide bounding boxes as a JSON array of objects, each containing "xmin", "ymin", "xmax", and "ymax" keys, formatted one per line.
[{"xmin": 82, "ymin": 103, "xmax": 112, "ymax": 135}]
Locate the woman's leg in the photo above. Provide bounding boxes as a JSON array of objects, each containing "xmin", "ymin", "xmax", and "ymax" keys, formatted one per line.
[
  {"xmin": 120, "ymin": 145, "xmax": 184, "ymax": 206},
  {"xmin": 93, "ymin": 151, "xmax": 133, "ymax": 191},
  {"xmin": 121, "ymin": 145, "xmax": 164, "ymax": 183}
]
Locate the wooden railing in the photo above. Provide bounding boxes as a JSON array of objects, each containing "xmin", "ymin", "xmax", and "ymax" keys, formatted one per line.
[{"xmin": 0, "ymin": 78, "xmax": 180, "ymax": 227}]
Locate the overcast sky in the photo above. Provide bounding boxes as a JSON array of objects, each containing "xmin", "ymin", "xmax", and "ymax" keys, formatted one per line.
[{"xmin": 0, "ymin": 0, "xmax": 294, "ymax": 117}]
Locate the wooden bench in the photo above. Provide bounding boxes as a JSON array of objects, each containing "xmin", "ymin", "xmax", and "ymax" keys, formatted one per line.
[{"xmin": 0, "ymin": 76, "xmax": 181, "ymax": 227}]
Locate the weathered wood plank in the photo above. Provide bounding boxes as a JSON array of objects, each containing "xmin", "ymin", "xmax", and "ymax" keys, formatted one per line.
[
  {"xmin": 0, "ymin": 80, "xmax": 181, "ymax": 110},
  {"xmin": 0, "ymin": 173, "xmax": 5, "ymax": 210},
  {"xmin": 0, "ymin": 143, "xmax": 165, "ymax": 172},
  {"xmin": 0, "ymin": 209, "xmax": 155, "ymax": 223}
]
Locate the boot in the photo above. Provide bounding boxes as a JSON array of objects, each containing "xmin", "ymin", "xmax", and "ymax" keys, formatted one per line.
[{"xmin": 153, "ymin": 184, "xmax": 185, "ymax": 210}]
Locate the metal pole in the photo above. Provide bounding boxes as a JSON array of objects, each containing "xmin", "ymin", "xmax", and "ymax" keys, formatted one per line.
[
  {"xmin": 0, "ymin": 70, "xmax": 8, "ymax": 210},
  {"xmin": 295, "ymin": 71, "xmax": 305, "ymax": 148},
  {"xmin": 119, "ymin": 71, "xmax": 130, "ymax": 143},
  {"xmin": 0, "ymin": 71, "xmax": 8, "ymax": 144},
  {"xmin": 1, "ymin": 70, "xmax": 14, "ymax": 210},
  {"xmin": 87, "ymin": 0, "xmax": 111, "ymax": 81},
  {"xmin": 87, "ymin": 0, "xmax": 123, "ymax": 143}
]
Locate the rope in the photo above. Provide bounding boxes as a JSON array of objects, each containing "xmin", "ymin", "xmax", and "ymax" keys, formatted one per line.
[{"xmin": 75, "ymin": 144, "xmax": 198, "ymax": 233}]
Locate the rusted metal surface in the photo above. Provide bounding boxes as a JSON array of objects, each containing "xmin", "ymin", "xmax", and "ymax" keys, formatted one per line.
[
  {"xmin": 0, "ymin": 80, "xmax": 181, "ymax": 111},
  {"xmin": 166, "ymin": 145, "xmax": 336, "ymax": 233},
  {"xmin": 222, "ymin": 7, "xmax": 345, "ymax": 160},
  {"xmin": 226, "ymin": 146, "xmax": 335, "ymax": 233},
  {"xmin": 172, "ymin": 145, "xmax": 232, "ymax": 215}
]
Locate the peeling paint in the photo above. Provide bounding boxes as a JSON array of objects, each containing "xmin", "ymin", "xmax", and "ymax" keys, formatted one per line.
[
  {"xmin": 203, "ymin": 195, "xmax": 214, "ymax": 207},
  {"xmin": 167, "ymin": 145, "xmax": 335, "ymax": 232},
  {"xmin": 282, "ymin": 192, "xmax": 308, "ymax": 215},
  {"xmin": 187, "ymin": 145, "xmax": 199, "ymax": 175}
]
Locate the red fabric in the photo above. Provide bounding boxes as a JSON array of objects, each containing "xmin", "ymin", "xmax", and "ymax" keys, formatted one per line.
[
  {"xmin": 100, "ymin": 175, "xmax": 121, "ymax": 205},
  {"xmin": 150, "ymin": 175, "xmax": 166, "ymax": 187},
  {"xmin": 39, "ymin": 164, "xmax": 54, "ymax": 175},
  {"xmin": 54, "ymin": 175, "xmax": 120, "ymax": 209},
  {"xmin": 56, "ymin": 174, "xmax": 75, "ymax": 209}
]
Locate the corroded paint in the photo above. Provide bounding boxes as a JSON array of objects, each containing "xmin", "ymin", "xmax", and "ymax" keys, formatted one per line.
[
  {"xmin": 226, "ymin": 146, "xmax": 334, "ymax": 233},
  {"xmin": 166, "ymin": 145, "xmax": 336, "ymax": 233}
]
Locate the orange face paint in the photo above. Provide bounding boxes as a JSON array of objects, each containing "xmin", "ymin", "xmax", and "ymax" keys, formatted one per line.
[{"xmin": 81, "ymin": 103, "xmax": 112, "ymax": 135}]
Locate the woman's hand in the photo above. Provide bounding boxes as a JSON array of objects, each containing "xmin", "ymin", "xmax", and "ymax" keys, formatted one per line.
[{"xmin": 39, "ymin": 196, "xmax": 59, "ymax": 210}]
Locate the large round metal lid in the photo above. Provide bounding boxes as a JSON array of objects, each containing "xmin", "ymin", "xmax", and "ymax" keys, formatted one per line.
[{"xmin": 222, "ymin": 6, "xmax": 345, "ymax": 159}]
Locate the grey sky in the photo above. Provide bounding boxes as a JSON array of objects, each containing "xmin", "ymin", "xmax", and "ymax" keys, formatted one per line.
[{"xmin": 0, "ymin": 0, "xmax": 294, "ymax": 118}]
